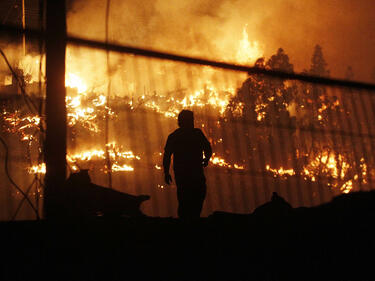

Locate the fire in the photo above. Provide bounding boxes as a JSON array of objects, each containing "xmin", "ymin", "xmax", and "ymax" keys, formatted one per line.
[
  {"xmin": 67, "ymin": 143, "xmax": 140, "ymax": 172},
  {"xmin": 210, "ymin": 153, "xmax": 244, "ymax": 170},
  {"xmin": 255, "ymin": 103, "xmax": 267, "ymax": 121},
  {"xmin": 340, "ymin": 180, "xmax": 353, "ymax": 194},
  {"xmin": 234, "ymin": 164, "xmax": 245, "ymax": 170},
  {"xmin": 266, "ymin": 150, "xmax": 368, "ymax": 194},
  {"xmin": 266, "ymin": 165, "xmax": 295, "ymax": 178},
  {"xmin": 65, "ymin": 73, "xmax": 88, "ymax": 94},
  {"xmin": 4, "ymin": 26, "xmax": 367, "ymax": 198},
  {"xmin": 304, "ymin": 151, "xmax": 350, "ymax": 180},
  {"xmin": 236, "ymin": 24, "xmax": 263, "ymax": 65},
  {"xmin": 68, "ymin": 149, "xmax": 106, "ymax": 161},
  {"xmin": 66, "ymin": 92, "xmax": 114, "ymax": 132},
  {"xmin": 27, "ymin": 163, "xmax": 46, "ymax": 174},
  {"xmin": 2, "ymin": 111, "xmax": 41, "ymax": 143},
  {"xmin": 29, "ymin": 143, "xmax": 140, "ymax": 174},
  {"xmin": 211, "ymin": 154, "xmax": 231, "ymax": 168},
  {"xmin": 111, "ymin": 163, "xmax": 134, "ymax": 172},
  {"xmin": 141, "ymin": 83, "xmax": 236, "ymax": 118}
]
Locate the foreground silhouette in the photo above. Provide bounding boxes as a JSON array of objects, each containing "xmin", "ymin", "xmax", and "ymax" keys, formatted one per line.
[
  {"xmin": 163, "ymin": 110, "xmax": 212, "ymax": 219},
  {"xmin": 54, "ymin": 170, "xmax": 150, "ymax": 217},
  {"xmin": 2, "ymin": 189, "xmax": 375, "ymax": 280}
]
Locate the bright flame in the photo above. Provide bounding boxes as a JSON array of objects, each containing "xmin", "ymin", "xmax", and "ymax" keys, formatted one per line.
[
  {"xmin": 211, "ymin": 154, "xmax": 231, "ymax": 168},
  {"xmin": 10, "ymin": 29, "xmax": 367, "ymax": 197},
  {"xmin": 65, "ymin": 92, "xmax": 114, "ymax": 132},
  {"xmin": 111, "ymin": 163, "xmax": 134, "ymax": 172},
  {"xmin": 236, "ymin": 24, "xmax": 263, "ymax": 64},
  {"xmin": 234, "ymin": 164, "xmax": 245, "ymax": 170},
  {"xmin": 65, "ymin": 73, "xmax": 88, "ymax": 94},
  {"xmin": 142, "ymin": 83, "xmax": 236, "ymax": 118},
  {"xmin": 340, "ymin": 180, "xmax": 353, "ymax": 194},
  {"xmin": 2, "ymin": 111, "xmax": 41, "ymax": 143},
  {"xmin": 266, "ymin": 150, "xmax": 368, "ymax": 194},
  {"xmin": 210, "ymin": 153, "xmax": 244, "ymax": 170},
  {"xmin": 28, "ymin": 163, "xmax": 46, "ymax": 174},
  {"xmin": 29, "ymin": 143, "xmax": 140, "ymax": 174},
  {"xmin": 255, "ymin": 103, "xmax": 267, "ymax": 121},
  {"xmin": 266, "ymin": 165, "xmax": 295, "ymax": 177}
]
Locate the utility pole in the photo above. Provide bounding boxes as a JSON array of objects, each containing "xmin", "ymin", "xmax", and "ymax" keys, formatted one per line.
[{"xmin": 44, "ymin": 0, "xmax": 67, "ymax": 218}]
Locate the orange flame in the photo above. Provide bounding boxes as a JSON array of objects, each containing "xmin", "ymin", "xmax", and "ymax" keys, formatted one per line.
[{"xmin": 236, "ymin": 24, "xmax": 263, "ymax": 65}]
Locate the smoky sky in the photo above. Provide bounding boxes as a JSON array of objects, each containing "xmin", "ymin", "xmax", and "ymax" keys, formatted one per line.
[{"xmin": 67, "ymin": 0, "xmax": 375, "ymax": 83}]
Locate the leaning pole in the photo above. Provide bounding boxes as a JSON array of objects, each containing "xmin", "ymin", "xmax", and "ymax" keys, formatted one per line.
[{"xmin": 44, "ymin": 0, "xmax": 67, "ymax": 219}]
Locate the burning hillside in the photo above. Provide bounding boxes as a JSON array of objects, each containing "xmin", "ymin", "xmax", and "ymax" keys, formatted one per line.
[{"xmin": 1, "ymin": 10, "xmax": 375, "ymax": 219}]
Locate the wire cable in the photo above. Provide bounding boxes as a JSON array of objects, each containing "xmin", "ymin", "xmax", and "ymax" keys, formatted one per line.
[
  {"xmin": 1, "ymin": 24, "xmax": 374, "ymax": 91},
  {"xmin": 11, "ymin": 176, "xmax": 37, "ymax": 220},
  {"xmin": 0, "ymin": 135, "xmax": 39, "ymax": 219},
  {"xmin": 0, "ymin": 48, "xmax": 40, "ymax": 115}
]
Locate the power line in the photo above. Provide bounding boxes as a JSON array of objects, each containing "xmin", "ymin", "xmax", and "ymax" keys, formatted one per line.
[
  {"xmin": 0, "ymin": 23, "xmax": 375, "ymax": 91},
  {"xmin": 0, "ymin": 135, "xmax": 39, "ymax": 219}
]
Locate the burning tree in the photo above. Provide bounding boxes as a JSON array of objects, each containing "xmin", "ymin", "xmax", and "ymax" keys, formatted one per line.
[
  {"xmin": 1, "ymin": 36, "xmax": 373, "ymax": 220},
  {"xmin": 225, "ymin": 48, "xmax": 297, "ymax": 168},
  {"xmin": 224, "ymin": 46, "xmax": 369, "ymax": 194}
]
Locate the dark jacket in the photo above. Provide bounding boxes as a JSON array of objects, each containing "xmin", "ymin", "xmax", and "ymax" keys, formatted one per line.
[{"xmin": 163, "ymin": 128, "xmax": 212, "ymax": 180}]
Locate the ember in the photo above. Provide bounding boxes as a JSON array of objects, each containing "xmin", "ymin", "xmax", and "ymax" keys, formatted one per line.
[{"xmin": 1, "ymin": 19, "xmax": 373, "ymax": 224}]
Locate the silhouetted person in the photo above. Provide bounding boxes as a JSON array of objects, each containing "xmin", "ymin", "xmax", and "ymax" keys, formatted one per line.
[{"xmin": 163, "ymin": 110, "xmax": 212, "ymax": 219}]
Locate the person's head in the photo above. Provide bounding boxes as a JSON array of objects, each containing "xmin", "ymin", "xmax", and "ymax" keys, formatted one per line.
[{"xmin": 178, "ymin": 110, "xmax": 194, "ymax": 128}]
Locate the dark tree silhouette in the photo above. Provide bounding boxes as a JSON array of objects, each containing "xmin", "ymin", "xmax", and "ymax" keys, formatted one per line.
[
  {"xmin": 310, "ymin": 45, "xmax": 330, "ymax": 77},
  {"xmin": 225, "ymin": 49, "xmax": 297, "ymax": 169},
  {"xmin": 222, "ymin": 45, "xmax": 367, "ymax": 193}
]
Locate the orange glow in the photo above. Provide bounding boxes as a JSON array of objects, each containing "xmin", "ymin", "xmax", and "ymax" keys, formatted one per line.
[
  {"xmin": 210, "ymin": 153, "xmax": 244, "ymax": 170},
  {"xmin": 210, "ymin": 154, "xmax": 231, "ymax": 168},
  {"xmin": 141, "ymin": 83, "xmax": 236, "ymax": 118},
  {"xmin": 340, "ymin": 180, "xmax": 353, "ymax": 194},
  {"xmin": 28, "ymin": 163, "xmax": 46, "ymax": 174},
  {"xmin": 266, "ymin": 149, "xmax": 368, "ymax": 194},
  {"xmin": 2, "ymin": 111, "xmax": 41, "ymax": 143},
  {"xmin": 9, "ymin": 26, "xmax": 369, "ymax": 197},
  {"xmin": 236, "ymin": 24, "xmax": 263, "ymax": 65},
  {"xmin": 28, "ymin": 143, "xmax": 140, "ymax": 175},
  {"xmin": 65, "ymin": 73, "xmax": 88, "ymax": 94},
  {"xmin": 111, "ymin": 163, "xmax": 134, "ymax": 172},
  {"xmin": 234, "ymin": 164, "xmax": 245, "ymax": 170},
  {"xmin": 266, "ymin": 165, "xmax": 295, "ymax": 177}
]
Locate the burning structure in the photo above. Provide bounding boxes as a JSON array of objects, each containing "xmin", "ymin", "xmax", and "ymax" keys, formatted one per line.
[{"xmin": 0, "ymin": 0, "xmax": 375, "ymax": 220}]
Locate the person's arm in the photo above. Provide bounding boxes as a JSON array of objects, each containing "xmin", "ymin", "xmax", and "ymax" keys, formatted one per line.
[
  {"xmin": 200, "ymin": 131, "xmax": 212, "ymax": 167},
  {"xmin": 163, "ymin": 136, "xmax": 173, "ymax": 184}
]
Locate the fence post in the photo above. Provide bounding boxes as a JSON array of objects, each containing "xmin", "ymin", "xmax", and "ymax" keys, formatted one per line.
[{"xmin": 44, "ymin": 0, "xmax": 67, "ymax": 219}]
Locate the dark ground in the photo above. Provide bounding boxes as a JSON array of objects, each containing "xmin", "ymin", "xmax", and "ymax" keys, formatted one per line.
[{"xmin": 1, "ymin": 191, "xmax": 375, "ymax": 281}]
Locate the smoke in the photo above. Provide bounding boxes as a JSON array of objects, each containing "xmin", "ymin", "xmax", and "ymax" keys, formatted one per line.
[{"xmin": 67, "ymin": 0, "xmax": 375, "ymax": 82}]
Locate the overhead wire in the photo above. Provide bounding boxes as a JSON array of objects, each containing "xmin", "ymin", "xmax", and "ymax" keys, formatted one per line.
[
  {"xmin": 0, "ymin": 24, "xmax": 374, "ymax": 91},
  {"xmin": 0, "ymin": 4, "xmax": 46, "ymax": 220},
  {"xmin": 0, "ymin": 51, "xmax": 41, "ymax": 219},
  {"xmin": 0, "ymin": 16, "xmax": 375, "ymax": 217},
  {"xmin": 12, "ymin": 176, "xmax": 37, "ymax": 220},
  {"xmin": 0, "ymin": 135, "xmax": 39, "ymax": 219},
  {"xmin": 0, "ymin": 48, "xmax": 40, "ymax": 116}
]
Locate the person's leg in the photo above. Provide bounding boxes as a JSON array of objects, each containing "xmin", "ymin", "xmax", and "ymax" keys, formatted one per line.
[
  {"xmin": 176, "ymin": 184, "xmax": 186, "ymax": 219},
  {"xmin": 192, "ymin": 181, "xmax": 207, "ymax": 218},
  {"xmin": 176, "ymin": 176, "xmax": 206, "ymax": 219}
]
